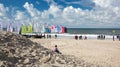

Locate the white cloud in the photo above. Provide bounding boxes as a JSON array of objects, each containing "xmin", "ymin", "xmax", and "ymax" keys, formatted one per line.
[
  {"xmin": 93, "ymin": 0, "xmax": 112, "ymax": 8},
  {"xmin": 43, "ymin": 0, "xmax": 57, "ymax": 5},
  {"xmin": 0, "ymin": 3, "xmax": 8, "ymax": 17},
  {"xmin": 14, "ymin": 10, "xmax": 31, "ymax": 24},
  {"xmin": 61, "ymin": 0, "xmax": 81, "ymax": 4},
  {"xmin": 23, "ymin": 2, "xmax": 41, "ymax": 23},
  {"xmin": 48, "ymin": 4, "xmax": 62, "ymax": 17},
  {"xmin": 18, "ymin": 1, "xmax": 120, "ymax": 28},
  {"xmin": 0, "ymin": 0, "xmax": 120, "ymax": 28},
  {"xmin": 0, "ymin": 3, "xmax": 11, "ymax": 27},
  {"xmin": 61, "ymin": 0, "xmax": 95, "ymax": 8},
  {"xmin": 23, "ymin": 2, "xmax": 41, "ymax": 17},
  {"xmin": 15, "ymin": 11, "xmax": 25, "ymax": 20},
  {"xmin": 93, "ymin": 0, "xmax": 120, "ymax": 8}
]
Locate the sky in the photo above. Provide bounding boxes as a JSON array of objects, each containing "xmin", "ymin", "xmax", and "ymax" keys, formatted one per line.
[{"xmin": 0, "ymin": 0, "xmax": 120, "ymax": 28}]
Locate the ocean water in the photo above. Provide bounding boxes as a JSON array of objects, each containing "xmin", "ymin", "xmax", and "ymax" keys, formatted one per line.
[{"xmin": 66, "ymin": 28, "xmax": 120, "ymax": 35}]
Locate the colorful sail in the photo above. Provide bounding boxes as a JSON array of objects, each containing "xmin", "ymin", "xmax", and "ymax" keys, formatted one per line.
[
  {"xmin": 21, "ymin": 24, "xmax": 27, "ymax": 35},
  {"xmin": 27, "ymin": 24, "xmax": 33, "ymax": 33},
  {"xmin": 62, "ymin": 27, "xmax": 65, "ymax": 33},
  {"xmin": 56, "ymin": 25, "xmax": 62, "ymax": 33},
  {"xmin": 51, "ymin": 25, "xmax": 57, "ymax": 33}
]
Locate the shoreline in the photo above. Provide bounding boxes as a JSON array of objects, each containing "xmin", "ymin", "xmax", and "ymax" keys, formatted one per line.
[{"xmin": 41, "ymin": 33, "xmax": 119, "ymax": 40}]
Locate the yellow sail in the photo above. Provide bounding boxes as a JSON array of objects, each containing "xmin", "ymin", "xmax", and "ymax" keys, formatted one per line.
[
  {"xmin": 27, "ymin": 24, "xmax": 33, "ymax": 33},
  {"xmin": 21, "ymin": 25, "xmax": 27, "ymax": 35}
]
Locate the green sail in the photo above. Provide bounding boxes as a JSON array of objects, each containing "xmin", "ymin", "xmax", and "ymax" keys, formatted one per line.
[
  {"xmin": 27, "ymin": 24, "xmax": 33, "ymax": 33},
  {"xmin": 21, "ymin": 25, "xmax": 27, "ymax": 35}
]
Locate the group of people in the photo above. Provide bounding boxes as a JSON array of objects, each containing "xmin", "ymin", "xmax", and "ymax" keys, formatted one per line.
[
  {"xmin": 42, "ymin": 34, "xmax": 57, "ymax": 39},
  {"xmin": 117, "ymin": 35, "xmax": 120, "ymax": 41},
  {"xmin": 46, "ymin": 34, "xmax": 51, "ymax": 38},
  {"xmin": 75, "ymin": 35, "xmax": 87, "ymax": 40},
  {"xmin": 97, "ymin": 35, "xmax": 105, "ymax": 40},
  {"xmin": 113, "ymin": 35, "xmax": 120, "ymax": 41},
  {"xmin": 49, "ymin": 35, "xmax": 120, "ymax": 54}
]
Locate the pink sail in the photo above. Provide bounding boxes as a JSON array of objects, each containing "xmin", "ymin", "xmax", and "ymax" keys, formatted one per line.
[{"xmin": 61, "ymin": 27, "xmax": 65, "ymax": 33}]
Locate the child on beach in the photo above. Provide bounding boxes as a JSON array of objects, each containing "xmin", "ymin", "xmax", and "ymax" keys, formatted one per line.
[{"xmin": 53, "ymin": 45, "xmax": 61, "ymax": 54}]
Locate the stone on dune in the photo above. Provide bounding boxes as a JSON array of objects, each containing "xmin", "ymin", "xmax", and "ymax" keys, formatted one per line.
[
  {"xmin": 23, "ymin": 58, "xmax": 30, "ymax": 64},
  {"xmin": 40, "ymin": 54, "xmax": 51, "ymax": 63}
]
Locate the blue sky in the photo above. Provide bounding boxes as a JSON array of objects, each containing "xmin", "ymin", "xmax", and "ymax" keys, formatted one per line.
[
  {"xmin": 0, "ymin": 0, "xmax": 120, "ymax": 28},
  {"xmin": 0, "ymin": 0, "xmax": 94, "ymax": 11}
]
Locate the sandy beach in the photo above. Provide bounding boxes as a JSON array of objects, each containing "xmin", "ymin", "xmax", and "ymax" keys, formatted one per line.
[{"xmin": 31, "ymin": 38, "xmax": 120, "ymax": 67}]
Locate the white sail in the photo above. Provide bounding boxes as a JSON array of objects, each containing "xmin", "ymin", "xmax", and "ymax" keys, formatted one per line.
[
  {"xmin": 7, "ymin": 22, "xmax": 13, "ymax": 32},
  {"xmin": 14, "ymin": 22, "xmax": 21, "ymax": 34},
  {"xmin": 0, "ymin": 21, "xmax": 3, "ymax": 31},
  {"xmin": 33, "ymin": 23, "xmax": 44, "ymax": 33}
]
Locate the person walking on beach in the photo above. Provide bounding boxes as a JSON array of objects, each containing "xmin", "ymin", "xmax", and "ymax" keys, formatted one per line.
[
  {"xmin": 103, "ymin": 35, "xmax": 105, "ymax": 40},
  {"xmin": 49, "ymin": 34, "xmax": 51, "ymax": 38},
  {"xmin": 55, "ymin": 34, "xmax": 57, "ymax": 39},
  {"xmin": 118, "ymin": 35, "xmax": 120, "ymax": 41},
  {"xmin": 47, "ymin": 34, "xmax": 49, "ymax": 38},
  {"xmin": 84, "ymin": 36, "xmax": 87, "ymax": 40},
  {"xmin": 53, "ymin": 45, "xmax": 61, "ymax": 54},
  {"xmin": 43, "ymin": 33, "xmax": 45, "ymax": 39},
  {"xmin": 79, "ymin": 35, "xmax": 82, "ymax": 40},
  {"xmin": 113, "ymin": 36, "xmax": 115, "ymax": 41}
]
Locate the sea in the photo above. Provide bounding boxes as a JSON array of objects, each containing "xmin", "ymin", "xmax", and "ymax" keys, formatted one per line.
[
  {"xmin": 66, "ymin": 28, "xmax": 120, "ymax": 35},
  {"xmin": 2, "ymin": 28, "xmax": 120, "ymax": 39},
  {"xmin": 3, "ymin": 27, "xmax": 120, "ymax": 35}
]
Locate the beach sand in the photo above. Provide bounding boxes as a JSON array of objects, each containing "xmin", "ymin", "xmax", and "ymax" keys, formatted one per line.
[{"xmin": 31, "ymin": 38, "xmax": 120, "ymax": 67}]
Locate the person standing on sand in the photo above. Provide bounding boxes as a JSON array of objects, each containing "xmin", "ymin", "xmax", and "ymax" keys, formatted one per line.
[
  {"xmin": 75, "ymin": 35, "xmax": 78, "ymax": 40},
  {"xmin": 47, "ymin": 34, "xmax": 49, "ymax": 38},
  {"xmin": 79, "ymin": 35, "xmax": 82, "ymax": 40},
  {"xmin": 113, "ymin": 36, "xmax": 115, "ymax": 41},
  {"xmin": 118, "ymin": 35, "xmax": 120, "ymax": 41},
  {"xmin": 84, "ymin": 36, "xmax": 87, "ymax": 40},
  {"xmin": 49, "ymin": 34, "xmax": 51, "ymax": 38},
  {"xmin": 55, "ymin": 34, "xmax": 57, "ymax": 39},
  {"xmin": 43, "ymin": 33, "xmax": 45, "ymax": 39}
]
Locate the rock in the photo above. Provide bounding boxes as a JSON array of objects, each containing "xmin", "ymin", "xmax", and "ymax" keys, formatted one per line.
[
  {"xmin": 24, "ymin": 58, "xmax": 30, "ymax": 64},
  {"xmin": 40, "ymin": 54, "xmax": 51, "ymax": 63},
  {"xmin": 34, "ymin": 56, "xmax": 39, "ymax": 59},
  {"xmin": 0, "ymin": 61, "xmax": 3, "ymax": 66},
  {"xmin": 31, "ymin": 50, "xmax": 36, "ymax": 56},
  {"xmin": 18, "ymin": 59, "xmax": 22, "ymax": 62},
  {"xmin": 56, "ymin": 58, "xmax": 66, "ymax": 64},
  {"xmin": 20, "ymin": 52, "xmax": 27, "ymax": 56}
]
